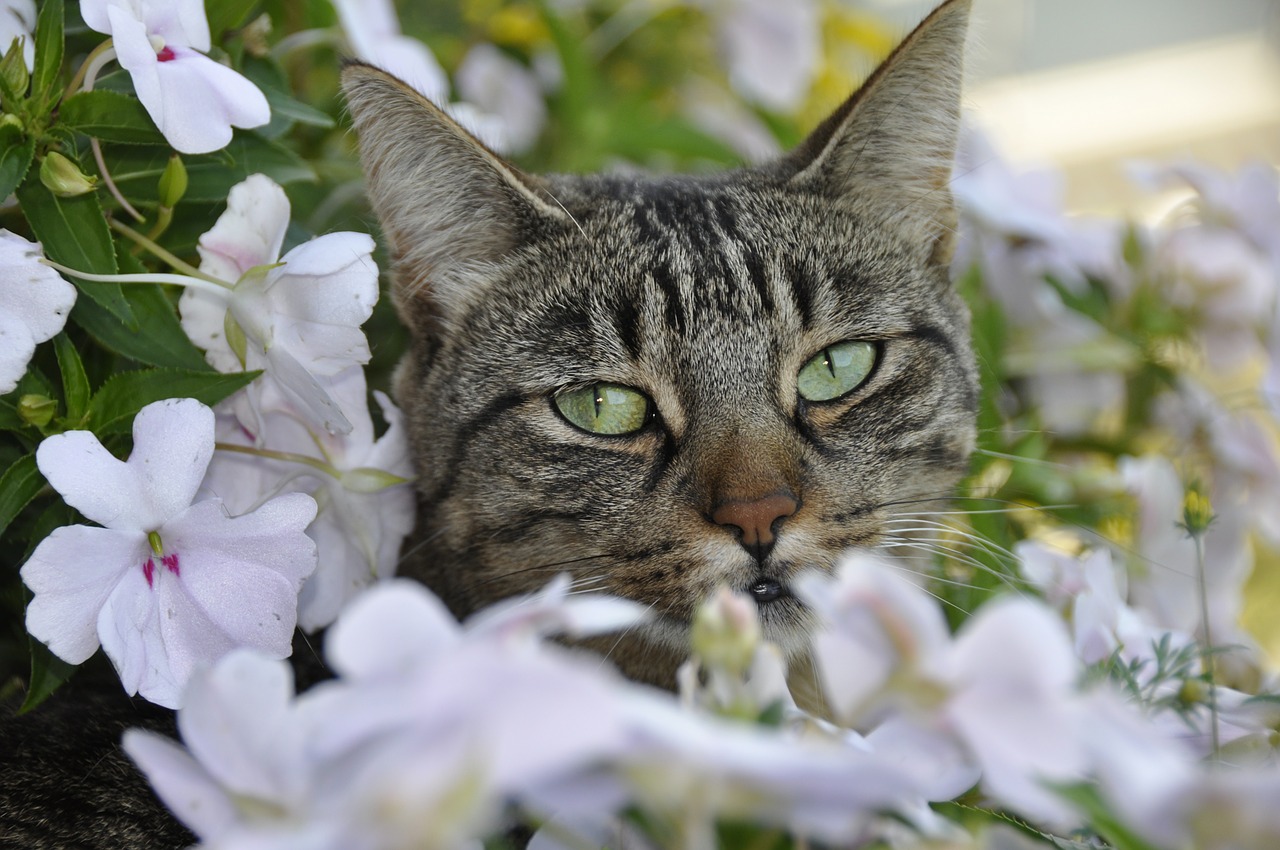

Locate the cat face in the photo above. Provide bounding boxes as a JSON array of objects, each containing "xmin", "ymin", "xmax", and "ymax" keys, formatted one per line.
[{"xmin": 344, "ymin": 0, "xmax": 976, "ymax": 686}]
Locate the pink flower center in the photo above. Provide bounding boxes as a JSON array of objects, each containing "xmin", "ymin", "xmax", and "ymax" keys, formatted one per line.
[
  {"xmin": 142, "ymin": 553, "xmax": 181, "ymax": 588},
  {"xmin": 156, "ymin": 46, "xmax": 176, "ymax": 62}
]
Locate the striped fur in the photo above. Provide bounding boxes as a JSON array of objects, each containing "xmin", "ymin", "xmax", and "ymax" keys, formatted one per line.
[{"xmin": 344, "ymin": 0, "xmax": 976, "ymax": 688}]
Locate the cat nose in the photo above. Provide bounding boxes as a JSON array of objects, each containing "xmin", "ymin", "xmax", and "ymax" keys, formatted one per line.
[{"xmin": 711, "ymin": 492, "xmax": 798, "ymax": 559}]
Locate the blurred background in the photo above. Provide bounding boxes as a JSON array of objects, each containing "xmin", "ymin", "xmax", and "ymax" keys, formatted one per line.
[{"xmin": 908, "ymin": 0, "xmax": 1280, "ymax": 214}]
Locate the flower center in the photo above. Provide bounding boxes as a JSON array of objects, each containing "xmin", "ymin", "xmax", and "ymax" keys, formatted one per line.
[
  {"xmin": 141, "ymin": 553, "xmax": 181, "ymax": 588},
  {"xmin": 157, "ymin": 46, "xmax": 176, "ymax": 62}
]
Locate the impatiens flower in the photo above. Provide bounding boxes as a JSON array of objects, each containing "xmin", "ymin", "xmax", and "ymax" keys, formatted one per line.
[
  {"xmin": 0, "ymin": 230, "xmax": 76, "ymax": 394},
  {"xmin": 200, "ymin": 367, "xmax": 414, "ymax": 632},
  {"xmin": 0, "ymin": 0, "xmax": 35, "ymax": 71},
  {"xmin": 455, "ymin": 44, "xmax": 547, "ymax": 155},
  {"xmin": 20, "ymin": 398, "xmax": 317, "ymax": 708},
  {"xmin": 712, "ymin": 0, "xmax": 820, "ymax": 112},
  {"xmin": 180, "ymin": 174, "xmax": 379, "ymax": 435},
  {"xmin": 329, "ymin": 0, "xmax": 449, "ymax": 103},
  {"xmin": 80, "ymin": 0, "xmax": 270, "ymax": 154}
]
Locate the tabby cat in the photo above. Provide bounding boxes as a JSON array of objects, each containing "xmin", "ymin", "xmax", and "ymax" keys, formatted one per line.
[{"xmin": 0, "ymin": 0, "xmax": 975, "ymax": 844}]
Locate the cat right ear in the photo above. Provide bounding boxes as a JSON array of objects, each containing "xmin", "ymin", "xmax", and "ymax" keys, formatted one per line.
[{"xmin": 341, "ymin": 63, "xmax": 569, "ymax": 331}]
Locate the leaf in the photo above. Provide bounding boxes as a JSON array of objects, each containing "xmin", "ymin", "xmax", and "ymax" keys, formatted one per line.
[
  {"xmin": 19, "ymin": 636, "xmax": 79, "ymax": 714},
  {"xmin": 1049, "ymin": 784, "xmax": 1163, "ymax": 850},
  {"xmin": 0, "ymin": 123, "xmax": 35, "ymax": 199},
  {"xmin": 240, "ymin": 56, "xmax": 335, "ymax": 140},
  {"xmin": 86, "ymin": 368, "xmax": 259, "ymax": 434},
  {"xmin": 58, "ymin": 90, "xmax": 165, "ymax": 145},
  {"xmin": 15, "ymin": 177, "xmax": 134, "ymax": 327},
  {"xmin": 31, "ymin": 0, "xmax": 63, "ymax": 111},
  {"xmin": 0, "ymin": 453, "xmax": 44, "ymax": 538},
  {"xmin": 0, "ymin": 398, "xmax": 23, "ymax": 431},
  {"xmin": 52, "ymin": 333, "xmax": 89, "ymax": 424},
  {"xmin": 100, "ymin": 134, "xmax": 315, "ymax": 203},
  {"xmin": 207, "ymin": 0, "xmax": 260, "ymax": 37}
]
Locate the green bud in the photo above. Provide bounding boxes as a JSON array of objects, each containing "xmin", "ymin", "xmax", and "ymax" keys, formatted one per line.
[
  {"xmin": 341, "ymin": 466, "xmax": 412, "ymax": 494},
  {"xmin": 0, "ymin": 38, "xmax": 29, "ymax": 98},
  {"xmin": 0, "ymin": 113, "xmax": 22, "ymax": 131},
  {"xmin": 223, "ymin": 311, "xmax": 249, "ymax": 368},
  {"xmin": 1181, "ymin": 484, "xmax": 1215, "ymax": 536},
  {"xmin": 40, "ymin": 152, "xmax": 98, "ymax": 197},
  {"xmin": 691, "ymin": 587, "xmax": 760, "ymax": 677},
  {"xmin": 157, "ymin": 154, "xmax": 188, "ymax": 208},
  {"xmin": 18, "ymin": 394, "xmax": 56, "ymax": 428}
]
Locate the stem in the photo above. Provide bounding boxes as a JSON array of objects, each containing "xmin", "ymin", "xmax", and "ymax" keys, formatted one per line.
[
  {"xmin": 109, "ymin": 219, "xmax": 228, "ymax": 286},
  {"xmin": 215, "ymin": 442, "xmax": 339, "ymax": 480},
  {"xmin": 40, "ymin": 259, "xmax": 232, "ymax": 299},
  {"xmin": 143, "ymin": 206, "xmax": 174, "ymax": 246},
  {"xmin": 91, "ymin": 137, "xmax": 146, "ymax": 222},
  {"xmin": 64, "ymin": 40, "xmax": 115, "ymax": 99},
  {"xmin": 269, "ymin": 27, "xmax": 342, "ymax": 63},
  {"xmin": 1193, "ymin": 530, "xmax": 1220, "ymax": 762}
]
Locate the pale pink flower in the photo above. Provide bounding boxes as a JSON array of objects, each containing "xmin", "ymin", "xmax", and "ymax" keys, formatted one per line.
[
  {"xmin": 80, "ymin": 0, "xmax": 270, "ymax": 154},
  {"xmin": 456, "ymin": 44, "xmax": 546, "ymax": 155},
  {"xmin": 0, "ymin": 230, "xmax": 76, "ymax": 394},
  {"xmin": 180, "ymin": 174, "xmax": 379, "ymax": 435},
  {"xmin": 20, "ymin": 398, "xmax": 316, "ymax": 708}
]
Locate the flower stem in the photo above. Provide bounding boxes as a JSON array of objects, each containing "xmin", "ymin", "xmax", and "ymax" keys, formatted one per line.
[
  {"xmin": 215, "ymin": 442, "xmax": 339, "ymax": 480},
  {"xmin": 40, "ymin": 259, "xmax": 233, "ymax": 299},
  {"xmin": 108, "ymin": 219, "xmax": 228, "ymax": 286},
  {"xmin": 64, "ymin": 40, "xmax": 115, "ymax": 100},
  {"xmin": 91, "ymin": 137, "xmax": 146, "ymax": 222},
  {"xmin": 1193, "ymin": 529, "xmax": 1220, "ymax": 762}
]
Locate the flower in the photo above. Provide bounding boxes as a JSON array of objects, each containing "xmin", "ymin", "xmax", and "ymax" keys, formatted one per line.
[
  {"xmin": 701, "ymin": 0, "xmax": 820, "ymax": 112},
  {"xmin": 0, "ymin": 0, "xmax": 35, "ymax": 71},
  {"xmin": 0, "ymin": 230, "xmax": 76, "ymax": 394},
  {"xmin": 329, "ymin": 0, "xmax": 449, "ymax": 103},
  {"xmin": 20, "ymin": 398, "xmax": 317, "ymax": 708},
  {"xmin": 180, "ymin": 174, "xmax": 380, "ymax": 435},
  {"xmin": 455, "ymin": 43, "xmax": 546, "ymax": 155},
  {"xmin": 199, "ymin": 366, "xmax": 415, "ymax": 632},
  {"xmin": 80, "ymin": 0, "xmax": 270, "ymax": 154}
]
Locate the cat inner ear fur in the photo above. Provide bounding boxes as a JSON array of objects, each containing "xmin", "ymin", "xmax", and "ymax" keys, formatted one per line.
[
  {"xmin": 341, "ymin": 63, "xmax": 569, "ymax": 332},
  {"xmin": 777, "ymin": 0, "xmax": 971, "ymax": 266}
]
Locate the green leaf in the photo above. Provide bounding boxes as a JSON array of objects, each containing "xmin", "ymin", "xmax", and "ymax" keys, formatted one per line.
[
  {"xmin": 52, "ymin": 333, "xmax": 90, "ymax": 424},
  {"xmin": 1049, "ymin": 784, "xmax": 1163, "ymax": 850},
  {"xmin": 241, "ymin": 57, "xmax": 335, "ymax": 139},
  {"xmin": 0, "ymin": 398, "xmax": 23, "ymax": 431},
  {"xmin": 0, "ymin": 453, "xmax": 44, "ymax": 538},
  {"xmin": 18, "ymin": 636, "xmax": 78, "ymax": 714},
  {"xmin": 15, "ymin": 177, "xmax": 134, "ymax": 327},
  {"xmin": 207, "ymin": 0, "xmax": 260, "ymax": 37},
  {"xmin": 100, "ymin": 134, "xmax": 315, "ymax": 204},
  {"xmin": 58, "ymin": 90, "xmax": 165, "ymax": 145},
  {"xmin": 0, "ymin": 123, "xmax": 35, "ymax": 199},
  {"xmin": 70, "ymin": 283, "xmax": 210, "ymax": 370},
  {"xmin": 86, "ymin": 368, "xmax": 260, "ymax": 434},
  {"xmin": 30, "ymin": 0, "xmax": 63, "ymax": 111}
]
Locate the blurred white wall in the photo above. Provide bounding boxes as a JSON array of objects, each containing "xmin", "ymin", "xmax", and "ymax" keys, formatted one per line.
[{"xmin": 863, "ymin": 0, "xmax": 1280, "ymax": 212}]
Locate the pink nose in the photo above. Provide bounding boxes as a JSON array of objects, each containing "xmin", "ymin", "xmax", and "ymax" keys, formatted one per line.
[{"xmin": 711, "ymin": 493, "xmax": 798, "ymax": 554}]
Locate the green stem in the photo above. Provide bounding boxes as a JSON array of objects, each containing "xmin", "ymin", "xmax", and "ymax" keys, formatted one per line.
[
  {"xmin": 109, "ymin": 219, "xmax": 227, "ymax": 286},
  {"xmin": 63, "ymin": 39, "xmax": 115, "ymax": 100},
  {"xmin": 142, "ymin": 206, "xmax": 174, "ymax": 246},
  {"xmin": 215, "ymin": 442, "xmax": 339, "ymax": 480},
  {"xmin": 40, "ymin": 259, "xmax": 231, "ymax": 299},
  {"xmin": 1193, "ymin": 530, "xmax": 1220, "ymax": 762},
  {"xmin": 91, "ymin": 136, "xmax": 145, "ymax": 222}
]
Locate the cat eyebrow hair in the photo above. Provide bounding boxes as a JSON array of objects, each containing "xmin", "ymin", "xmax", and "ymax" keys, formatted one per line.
[{"xmin": 420, "ymin": 391, "xmax": 527, "ymax": 506}]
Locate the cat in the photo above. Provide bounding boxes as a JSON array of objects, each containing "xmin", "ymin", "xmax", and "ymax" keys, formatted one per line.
[{"xmin": 0, "ymin": 0, "xmax": 975, "ymax": 844}]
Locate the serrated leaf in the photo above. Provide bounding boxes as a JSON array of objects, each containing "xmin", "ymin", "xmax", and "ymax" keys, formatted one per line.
[
  {"xmin": 58, "ymin": 90, "xmax": 165, "ymax": 145},
  {"xmin": 86, "ymin": 368, "xmax": 259, "ymax": 434},
  {"xmin": 18, "ymin": 636, "xmax": 78, "ymax": 714},
  {"xmin": 241, "ymin": 56, "xmax": 335, "ymax": 139},
  {"xmin": 15, "ymin": 177, "xmax": 134, "ymax": 328},
  {"xmin": 52, "ymin": 333, "xmax": 89, "ymax": 424},
  {"xmin": 0, "ymin": 453, "xmax": 44, "ymax": 538},
  {"xmin": 31, "ymin": 0, "xmax": 63, "ymax": 111},
  {"xmin": 0, "ymin": 123, "xmax": 35, "ymax": 199}
]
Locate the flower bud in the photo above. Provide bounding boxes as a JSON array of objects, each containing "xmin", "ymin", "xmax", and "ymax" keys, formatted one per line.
[
  {"xmin": 18, "ymin": 394, "xmax": 56, "ymax": 428},
  {"xmin": 0, "ymin": 113, "xmax": 22, "ymax": 131},
  {"xmin": 691, "ymin": 586, "xmax": 760, "ymax": 676},
  {"xmin": 1, "ymin": 38, "xmax": 28, "ymax": 97},
  {"xmin": 40, "ymin": 152, "xmax": 98, "ymax": 197},
  {"xmin": 157, "ymin": 154, "xmax": 188, "ymax": 209},
  {"xmin": 1181, "ymin": 486, "xmax": 1214, "ymax": 536}
]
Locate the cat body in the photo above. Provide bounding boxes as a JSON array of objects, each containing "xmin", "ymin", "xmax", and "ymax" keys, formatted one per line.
[{"xmin": 1, "ymin": 0, "xmax": 975, "ymax": 843}]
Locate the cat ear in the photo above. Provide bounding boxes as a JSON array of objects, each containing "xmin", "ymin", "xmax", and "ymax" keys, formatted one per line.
[
  {"xmin": 341, "ymin": 63, "xmax": 569, "ymax": 330},
  {"xmin": 778, "ymin": 0, "xmax": 971, "ymax": 264}
]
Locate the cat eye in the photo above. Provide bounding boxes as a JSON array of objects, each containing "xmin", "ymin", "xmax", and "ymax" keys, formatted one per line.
[
  {"xmin": 553, "ymin": 383, "xmax": 653, "ymax": 436},
  {"xmin": 796, "ymin": 340, "xmax": 877, "ymax": 402}
]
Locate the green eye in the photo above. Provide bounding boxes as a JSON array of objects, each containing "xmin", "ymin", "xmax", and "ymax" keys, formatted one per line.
[
  {"xmin": 554, "ymin": 383, "xmax": 652, "ymax": 435},
  {"xmin": 797, "ymin": 340, "xmax": 877, "ymax": 402}
]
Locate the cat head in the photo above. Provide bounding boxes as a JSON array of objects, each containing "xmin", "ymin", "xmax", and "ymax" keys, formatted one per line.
[{"xmin": 343, "ymin": 0, "xmax": 977, "ymax": 687}]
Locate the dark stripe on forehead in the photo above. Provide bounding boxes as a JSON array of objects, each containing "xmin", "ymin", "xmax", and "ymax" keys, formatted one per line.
[
  {"xmin": 744, "ymin": 250, "xmax": 774, "ymax": 316},
  {"xmin": 788, "ymin": 257, "xmax": 819, "ymax": 329},
  {"xmin": 649, "ymin": 262, "xmax": 687, "ymax": 336},
  {"xmin": 612, "ymin": 290, "xmax": 643, "ymax": 360}
]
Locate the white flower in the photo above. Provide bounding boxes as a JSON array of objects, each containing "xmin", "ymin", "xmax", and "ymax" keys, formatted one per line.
[
  {"xmin": 0, "ymin": 230, "xmax": 76, "ymax": 394},
  {"xmin": 200, "ymin": 367, "xmax": 415, "ymax": 632},
  {"xmin": 329, "ymin": 0, "xmax": 449, "ymax": 104},
  {"xmin": 456, "ymin": 43, "xmax": 546, "ymax": 155},
  {"xmin": 80, "ymin": 0, "xmax": 270, "ymax": 154},
  {"xmin": 180, "ymin": 174, "xmax": 379, "ymax": 435},
  {"xmin": 0, "ymin": 0, "xmax": 35, "ymax": 71},
  {"xmin": 704, "ymin": 0, "xmax": 820, "ymax": 112},
  {"xmin": 20, "ymin": 398, "xmax": 317, "ymax": 708}
]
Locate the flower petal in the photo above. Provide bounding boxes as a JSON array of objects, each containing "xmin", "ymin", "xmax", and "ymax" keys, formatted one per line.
[
  {"xmin": 122, "ymin": 728, "xmax": 238, "ymax": 841},
  {"xmin": 36, "ymin": 430, "xmax": 150, "ymax": 530},
  {"xmin": 100, "ymin": 563, "xmax": 185, "ymax": 706},
  {"xmin": 325, "ymin": 580, "xmax": 461, "ymax": 681},
  {"xmin": 0, "ymin": 230, "xmax": 76, "ymax": 393},
  {"xmin": 20, "ymin": 525, "xmax": 145, "ymax": 664},
  {"xmin": 198, "ymin": 174, "xmax": 291, "ymax": 283},
  {"xmin": 128, "ymin": 397, "xmax": 216, "ymax": 527}
]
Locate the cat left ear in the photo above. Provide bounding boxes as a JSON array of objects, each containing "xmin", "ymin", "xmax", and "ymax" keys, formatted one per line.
[{"xmin": 778, "ymin": 0, "xmax": 971, "ymax": 265}]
